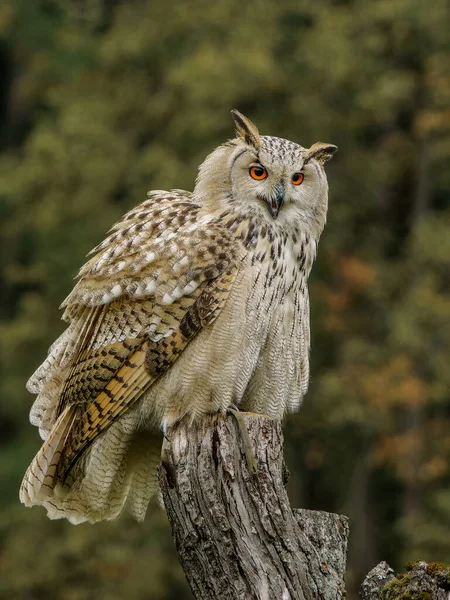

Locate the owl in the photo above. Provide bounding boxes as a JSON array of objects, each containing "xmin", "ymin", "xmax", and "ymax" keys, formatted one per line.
[{"xmin": 20, "ymin": 110, "xmax": 337, "ymax": 524}]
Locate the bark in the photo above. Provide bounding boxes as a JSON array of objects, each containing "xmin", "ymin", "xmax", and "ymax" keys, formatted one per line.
[
  {"xmin": 360, "ymin": 561, "xmax": 450, "ymax": 600},
  {"xmin": 158, "ymin": 413, "xmax": 348, "ymax": 600}
]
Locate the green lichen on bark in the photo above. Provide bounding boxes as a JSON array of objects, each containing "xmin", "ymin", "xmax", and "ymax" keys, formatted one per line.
[
  {"xmin": 381, "ymin": 573, "xmax": 416, "ymax": 600},
  {"xmin": 426, "ymin": 563, "xmax": 450, "ymax": 584},
  {"xmin": 382, "ymin": 575, "xmax": 431, "ymax": 600},
  {"xmin": 379, "ymin": 561, "xmax": 450, "ymax": 600}
]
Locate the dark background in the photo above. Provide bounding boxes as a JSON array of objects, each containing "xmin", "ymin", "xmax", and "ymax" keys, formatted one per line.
[{"xmin": 1, "ymin": 1, "xmax": 449, "ymax": 598}]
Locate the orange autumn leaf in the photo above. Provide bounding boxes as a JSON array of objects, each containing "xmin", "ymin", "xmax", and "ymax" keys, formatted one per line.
[
  {"xmin": 362, "ymin": 356, "xmax": 430, "ymax": 409},
  {"xmin": 419, "ymin": 457, "xmax": 448, "ymax": 482},
  {"xmin": 374, "ymin": 432, "xmax": 422, "ymax": 482},
  {"xmin": 339, "ymin": 256, "xmax": 377, "ymax": 291}
]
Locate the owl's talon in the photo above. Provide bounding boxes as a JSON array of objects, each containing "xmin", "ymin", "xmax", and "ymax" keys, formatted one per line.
[{"xmin": 227, "ymin": 407, "xmax": 258, "ymax": 476}]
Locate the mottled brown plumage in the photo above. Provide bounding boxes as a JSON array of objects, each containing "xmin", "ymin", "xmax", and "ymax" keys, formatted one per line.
[{"xmin": 20, "ymin": 111, "xmax": 336, "ymax": 523}]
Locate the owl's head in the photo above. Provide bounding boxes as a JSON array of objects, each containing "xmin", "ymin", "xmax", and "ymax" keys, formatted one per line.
[{"xmin": 195, "ymin": 110, "xmax": 337, "ymax": 239}]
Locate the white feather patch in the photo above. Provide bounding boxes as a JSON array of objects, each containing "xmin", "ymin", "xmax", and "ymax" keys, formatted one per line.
[
  {"xmin": 111, "ymin": 284, "xmax": 122, "ymax": 298},
  {"xmin": 183, "ymin": 281, "xmax": 200, "ymax": 295},
  {"xmin": 145, "ymin": 280, "xmax": 156, "ymax": 294},
  {"xmin": 161, "ymin": 293, "xmax": 173, "ymax": 305},
  {"xmin": 144, "ymin": 251, "xmax": 156, "ymax": 264}
]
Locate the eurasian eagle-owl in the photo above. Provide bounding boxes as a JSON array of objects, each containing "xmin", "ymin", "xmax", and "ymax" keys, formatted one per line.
[{"xmin": 20, "ymin": 110, "xmax": 337, "ymax": 524}]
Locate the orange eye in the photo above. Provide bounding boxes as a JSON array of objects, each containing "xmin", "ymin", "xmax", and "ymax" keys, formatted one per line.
[
  {"xmin": 292, "ymin": 172, "xmax": 304, "ymax": 185},
  {"xmin": 249, "ymin": 165, "xmax": 268, "ymax": 181}
]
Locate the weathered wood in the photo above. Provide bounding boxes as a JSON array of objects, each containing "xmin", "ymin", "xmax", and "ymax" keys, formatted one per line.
[
  {"xmin": 294, "ymin": 509, "xmax": 349, "ymax": 588},
  {"xmin": 360, "ymin": 562, "xmax": 396, "ymax": 600},
  {"xmin": 360, "ymin": 561, "xmax": 450, "ymax": 600},
  {"xmin": 158, "ymin": 413, "xmax": 348, "ymax": 600}
]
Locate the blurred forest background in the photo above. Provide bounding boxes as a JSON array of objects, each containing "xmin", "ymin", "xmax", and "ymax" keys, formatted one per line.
[{"xmin": 0, "ymin": 0, "xmax": 449, "ymax": 598}]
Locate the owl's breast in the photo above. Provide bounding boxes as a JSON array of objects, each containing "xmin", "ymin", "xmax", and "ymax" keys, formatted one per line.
[
  {"xmin": 239, "ymin": 254, "xmax": 310, "ymax": 418},
  {"xmin": 141, "ymin": 251, "xmax": 310, "ymax": 428}
]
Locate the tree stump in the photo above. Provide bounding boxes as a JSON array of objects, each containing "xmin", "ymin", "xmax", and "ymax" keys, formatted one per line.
[
  {"xmin": 360, "ymin": 561, "xmax": 450, "ymax": 600},
  {"xmin": 158, "ymin": 413, "xmax": 349, "ymax": 600}
]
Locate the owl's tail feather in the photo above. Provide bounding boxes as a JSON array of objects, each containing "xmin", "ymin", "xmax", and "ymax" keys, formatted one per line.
[
  {"xmin": 20, "ymin": 405, "xmax": 78, "ymax": 506},
  {"xmin": 20, "ymin": 413, "xmax": 162, "ymax": 524}
]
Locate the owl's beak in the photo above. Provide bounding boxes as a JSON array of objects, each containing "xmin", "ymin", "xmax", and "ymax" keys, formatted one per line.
[{"xmin": 267, "ymin": 184, "xmax": 285, "ymax": 219}]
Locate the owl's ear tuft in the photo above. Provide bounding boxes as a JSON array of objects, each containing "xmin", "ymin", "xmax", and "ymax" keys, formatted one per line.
[
  {"xmin": 231, "ymin": 109, "xmax": 261, "ymax": 149},
  {"xmin": 303, "ymin": 142, "xmax": 338, "ymax": 165}
]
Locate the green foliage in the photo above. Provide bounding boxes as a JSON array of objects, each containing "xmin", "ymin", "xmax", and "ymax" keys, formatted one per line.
[
  {"xmin": 0, "ymin": 0, "xmax": 449, "ymax": 597},
  {"xmin": 0, "ymin": 505, "xmax": 188, "ymax": 600}
]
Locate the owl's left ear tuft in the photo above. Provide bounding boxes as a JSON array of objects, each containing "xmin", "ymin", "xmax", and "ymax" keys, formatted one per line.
[
  {"xmin": 231, "ymin": 109, "xmax": 261, "ymax": 149},
  {"xmin": 303, "ymin": 142, "xmax": 338, "ymax": 165}
]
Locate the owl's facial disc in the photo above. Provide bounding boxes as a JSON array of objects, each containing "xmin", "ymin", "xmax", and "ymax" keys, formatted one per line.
[{"xmin": 229, "ymin": 140, "xmax": 314, "ymax": 222}]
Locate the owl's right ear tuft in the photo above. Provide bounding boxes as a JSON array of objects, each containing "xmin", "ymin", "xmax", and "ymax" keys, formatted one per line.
[
  {"xmin": 303, "ymin": 142, "xmax": 338, "ymax": 165},
  {"xmin": 231, "ymin": 109, "xmax": 261, "ymax": 149}
]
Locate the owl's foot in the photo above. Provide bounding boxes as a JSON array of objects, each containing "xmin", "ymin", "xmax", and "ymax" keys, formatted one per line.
[{"xmin": 227, "ymin": 406, "xmax": 258, "ymax": 476}]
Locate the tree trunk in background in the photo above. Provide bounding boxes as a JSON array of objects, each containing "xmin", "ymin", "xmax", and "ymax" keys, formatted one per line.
[
  {"xmin": 159, "ymin": 413, "xmax": 349, "ymax": 600},
  {"xmin": 344, "ymin": 451, "xmax": 377, "ymax": 588},
  {"xmin": 412, "ymin": 141, "xmax": 430, "ymax": 220}
]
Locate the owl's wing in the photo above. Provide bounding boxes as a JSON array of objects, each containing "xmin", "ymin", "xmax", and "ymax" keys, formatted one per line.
[{"xmin": 21, "ymin": 190, "xmax": 243, "ymax": 504}]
